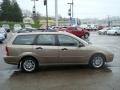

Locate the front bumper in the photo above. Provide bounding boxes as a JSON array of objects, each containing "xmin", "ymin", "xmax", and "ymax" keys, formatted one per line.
[{"xmin": 106, "ymin": 53, "xmax": 114, "ymax": 62}]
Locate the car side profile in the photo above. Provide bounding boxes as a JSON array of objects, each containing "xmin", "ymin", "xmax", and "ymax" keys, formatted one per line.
[
  {"xmin": 57, "ymin": 27, "xmax": 90, "ymax": 38},
  {"xmin": 98, "ymin": 27, "xmax": 111, "ymax": 35},
  {"xmin": 107, "ymin": 27, "xmax": 120, "ymax": 35},
  {"xmin": 4, "ymin": 32, "xmax": 114, "ymax": 72}
]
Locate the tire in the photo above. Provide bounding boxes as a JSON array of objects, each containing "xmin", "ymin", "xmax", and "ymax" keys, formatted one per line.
[
  {"xmin": 0, "ymin": 41, "xmax": 3, "ymax": 44},
  {"xmin": 21, "ymin": 57, "xmax": 38, "ymax": 72},
  {"xmin": 115, "ymin": 32, "xmax": 118, "ymax": 36},
  {"xmin": 89, "ymin": 54, "xmax": 105, "ymax": 69},
  {"xmin": 84, "ymin": 34, "xmax": 89, "ymax": 39},
  {"xmin": 98, "ymin": 33, "xmax": 101, "ymax": 35},
  {"xmin": 104, "ymin": 31, "xmax": 107, "ymax": 35},
  {"xmin": 80, "ymin": 36, "xmax": 84, "ymax": 39}
]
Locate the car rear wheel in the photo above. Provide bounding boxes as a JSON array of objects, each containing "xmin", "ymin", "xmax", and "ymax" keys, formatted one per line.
[
  {"xmin": 115, "ymin": 32, "xmax": 118, "ymax": 35},
  {"xmin": 89, "ymin": 54, "xmax": 105, "ymax": 69},
  {"xmin": 104, "ymin": 31, "xmax": 107, "ymax": 35},
  {"xmin": 21, "ymin": 57, "xmax": 38, "ymax": 72},
  {"xmin": 0, "ymin": 41, "xmax": 3, "ymax": 43},
  {"xmin": 84, "ymin": 34, "xmax": 89, "ymax": 39}
]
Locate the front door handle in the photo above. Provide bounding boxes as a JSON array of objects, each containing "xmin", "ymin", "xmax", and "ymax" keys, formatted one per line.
[
  {"xmin": 61, "ymin": 48, "xmax": 68, "ymax": 51},
  {"xmin": 36, "ymin": 47, "xmax": 43, "ymax": 50}
]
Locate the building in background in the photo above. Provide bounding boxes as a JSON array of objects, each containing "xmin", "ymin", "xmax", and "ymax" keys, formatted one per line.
[{"xmin": 23, "ymin": 17, "xmax": 34, "ymax": 24}]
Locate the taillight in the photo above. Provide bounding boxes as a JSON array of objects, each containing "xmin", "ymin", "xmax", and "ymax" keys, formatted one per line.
[{"xmin": 5, "ymin": 46, "xmax": 9, "ymax": 56}]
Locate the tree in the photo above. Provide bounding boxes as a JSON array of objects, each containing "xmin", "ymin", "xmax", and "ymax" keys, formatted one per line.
[
  {"xmin": 0, "ymin": 0, "xmax": 23, "ymax": 22},
  {"xmin": 11, "ymin": 0, "xmax": 23, "ymax": 22},
  {"xmin": 0, "ymin": 0, "xmax": 12, "ymax": 21}
]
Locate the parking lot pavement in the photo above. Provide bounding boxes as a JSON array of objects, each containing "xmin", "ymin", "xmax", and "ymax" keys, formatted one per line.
[{"xmin": 0, "ymin": 32, "xmax": 120, "ymax": 90}]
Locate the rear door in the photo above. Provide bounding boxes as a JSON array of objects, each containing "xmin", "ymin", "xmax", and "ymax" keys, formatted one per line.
[{"xmin": 33, "ymin": 34, "xmax": 59, "ymax": 63}]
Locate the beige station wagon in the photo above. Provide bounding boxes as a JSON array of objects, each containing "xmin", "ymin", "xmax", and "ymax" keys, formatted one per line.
[{"xmin": 4, "ymin": 32, "xmax": 114, "ymax": 72}]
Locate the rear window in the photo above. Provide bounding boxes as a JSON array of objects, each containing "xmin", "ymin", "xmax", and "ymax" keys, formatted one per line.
[{"xmin": 13, "ymin": 35, "xmax": 36, "ymax": 45}]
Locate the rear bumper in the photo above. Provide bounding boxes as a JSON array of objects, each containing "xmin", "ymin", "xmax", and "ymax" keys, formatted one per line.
[{"xmin": 4, "ymin": 56, "xmax": 20, "ymax": 65}]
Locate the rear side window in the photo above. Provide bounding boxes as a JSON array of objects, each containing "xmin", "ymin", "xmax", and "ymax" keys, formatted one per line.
[
  {"xmin": 13, "ymin": 35, "xmax": 36, "ymax": 45},
  {"xmin": 36, "ymin": 35, "xmax": 55, "ymax": 46}
]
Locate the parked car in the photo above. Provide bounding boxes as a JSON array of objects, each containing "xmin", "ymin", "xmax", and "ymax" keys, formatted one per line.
[
  {"xmin": 0, "ymin": 33, "xmax": 5, "ymax": 43},
  {"xmin": 17, "ymin": 28, "xmax": 40, "ymax": 33},
  {"xmin": 81, "ymin": 24, "xmax": 98, "ymax": 31},
  {"xmin": 13, "ymin": 24, "xmax": 22, "ymax": 33},
  {"xmin": 107, "ymin": 27, "xmax": 120, "ymax": 35},
  {"xmin": 4, "ymin": 32, "xmax": 114, "ymax": 72},
  {"xmin": 2, "ymin": 24, "xmax": 10, "ymax": 32},
  {"xmin": 98, "ymin": 25, "xmax": 104, "ymax": 30},
  {"xmin": 0, "ymin": 27, "xmax": 7, "ymax": 38},
  {"xmin": 57, "ymin": 27, "xmax": 90, "ymax": 38},
  {"xmin": 98, "ymin": 27, "xmax": 111, "ymax": 35}
]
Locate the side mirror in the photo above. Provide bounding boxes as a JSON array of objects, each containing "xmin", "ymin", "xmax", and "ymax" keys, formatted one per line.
[{"xmin": 78, "ymin": 43, "xmax": 84, "ymax": 47}]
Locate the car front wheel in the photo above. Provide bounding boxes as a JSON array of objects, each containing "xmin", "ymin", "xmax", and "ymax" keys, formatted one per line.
[
  {"xmin": 21, "ymin": 57, "xmax": 38, "ymax": 72},
  {"xmin": 89, "ymin": 54, "xmax": 105, "ymax": 69}
]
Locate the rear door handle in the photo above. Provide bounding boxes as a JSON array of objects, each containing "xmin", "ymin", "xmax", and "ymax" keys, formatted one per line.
[
  {"xmin": 36, "ymin": 47, "xmax": 43, "ymax": 50},
  {"xmin": 61, "ymin": 48, "xmax": 68, "ymax": 51}
]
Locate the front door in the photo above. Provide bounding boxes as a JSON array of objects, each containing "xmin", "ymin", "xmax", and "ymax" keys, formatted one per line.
[{"xmin": 58, "ymin": 34, "xmax": 88, "ymax": 63}]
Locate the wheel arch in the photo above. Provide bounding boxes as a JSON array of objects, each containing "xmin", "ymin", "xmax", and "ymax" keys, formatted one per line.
[
  {"xmin": 18, "ymin": 55, "xmax": 39, "ymax": 69},
  {"xmin": 89, "ymin": 53, "xmax": 106, "ymax": 63}
]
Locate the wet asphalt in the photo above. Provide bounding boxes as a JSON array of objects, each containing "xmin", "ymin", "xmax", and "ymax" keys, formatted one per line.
[{"xmin": 0, "ymin": 32, "xmax": 120, "ymax": 90}]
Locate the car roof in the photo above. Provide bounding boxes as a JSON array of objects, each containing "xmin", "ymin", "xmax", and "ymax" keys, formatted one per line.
[
  {"xmin": 14, "ymin": 31, "xmax": 72, "ymax": 35},
  {"xmin": 9, "ymin": 31, "xmax": 89, "ymax": 46}
]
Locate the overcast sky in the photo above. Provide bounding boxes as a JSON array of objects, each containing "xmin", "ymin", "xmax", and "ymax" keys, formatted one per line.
[{"xmin": 8, "ymin": 0, "xmax": 120, "ymax": 19}]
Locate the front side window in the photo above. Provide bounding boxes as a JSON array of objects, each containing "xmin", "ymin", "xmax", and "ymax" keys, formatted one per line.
[
  {"xmin": 58, "ymin": 35, "xmax": 79, "ymax": 46},
  {"xmin": 36, "ymin": 35, "xmax": 55, "ymax": 46},
  {"xmin": 13, "ymin": 35, "xmax": 36, "ymax": 45}
]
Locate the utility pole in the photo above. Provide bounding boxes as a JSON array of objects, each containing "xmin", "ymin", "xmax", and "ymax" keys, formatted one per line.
[
  {"xmin": 107, "ymin": 16, "xmax": 111, "ymax": 27},
  {"xmin": 44, "ymin": 0, "xmax": 48, "ymax": 30},
  {"xmin": 72, "ymin": 0, "xmax": 74, "ymax": 18},
  {"xmin": 55, "ymin": 0, "xmax": 58, "ymax": 27},
  {"xmin": 68, "ymin": 3, "xmax": 72, "ymax": 26}
]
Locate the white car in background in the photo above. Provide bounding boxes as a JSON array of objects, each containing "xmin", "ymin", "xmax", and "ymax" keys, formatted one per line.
[
  {"xmin": 0, "ymin": 33, "xmax": 5, "ymax": 43},
  {"xmin": 98, "ymin": 27, "xmax": 111, "ymax": 35},
  {"xmin": 13, "ymin": 24, "xmax": 22, "ymax": 33},
  {"xmin": 0, "ymin": 28, "xmax": 7, "ymax": 38},
  {"xmin": 107, "ymin": 27, "xmax": 120, "ymax": 35},
  {"xmin": 2, "ymin": 24, "xmax": 10, "ymax": 32}
]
